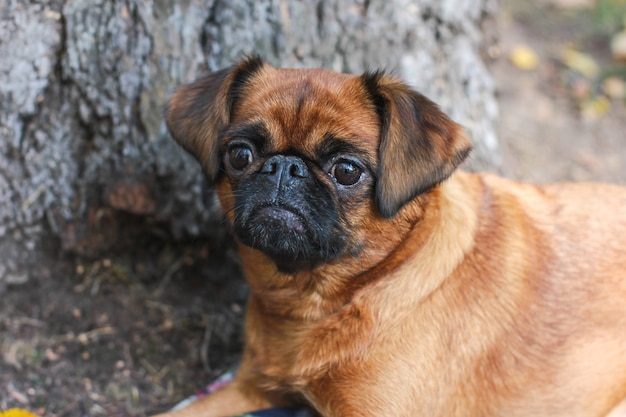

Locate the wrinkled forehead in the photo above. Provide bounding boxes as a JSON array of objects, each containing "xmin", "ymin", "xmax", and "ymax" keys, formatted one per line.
[{"xmin": 229, "ymin": 67, "xmax": 381, "ymax": 159}]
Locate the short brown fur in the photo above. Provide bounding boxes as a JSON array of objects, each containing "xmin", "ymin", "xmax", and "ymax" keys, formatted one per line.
[{"xmin": 156, "ymin": 57, "xmax": 626, "ymax": 417}]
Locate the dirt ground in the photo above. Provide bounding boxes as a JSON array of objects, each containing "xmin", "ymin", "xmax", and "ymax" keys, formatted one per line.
[{"xmin": 1, "ymin": 2, "xmax": 625, "ymax": 416}]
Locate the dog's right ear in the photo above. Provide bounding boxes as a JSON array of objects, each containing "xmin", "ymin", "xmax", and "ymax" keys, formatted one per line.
[{"xmin": 165, "ymin": 55, "xmax": 267, "ymax": 184}]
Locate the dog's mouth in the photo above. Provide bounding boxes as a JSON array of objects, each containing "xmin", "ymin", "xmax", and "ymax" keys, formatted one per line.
[
  {"xmin": 252, "ymin": 204, "xmax": 308, "ymax": 235},
  {"xmin": 233, "ymin": 201, "xmax": 343, "ymax": 272}
]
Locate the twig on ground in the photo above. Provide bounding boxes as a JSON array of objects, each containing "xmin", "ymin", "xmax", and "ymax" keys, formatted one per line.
[
  {"xmin": 201, "ymin": 318, "xmax": 214, "ymax": 374},
  {"xmin": 152, "ymin": 257, "xmax": 186, "ymax": 298}
]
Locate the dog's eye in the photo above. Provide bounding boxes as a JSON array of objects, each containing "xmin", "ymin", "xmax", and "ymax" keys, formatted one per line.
[
  {"xmin": 228, "ymin": 145, "xmax": 253, "ymax": 170},
  {"xmin": 331, "ymin": 160, "xmax": 363, "ymax": 186}
]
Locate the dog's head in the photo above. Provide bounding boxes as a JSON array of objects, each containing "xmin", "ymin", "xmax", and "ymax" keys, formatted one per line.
[{"xmin": 166, "ymin": 56, "xmax": 471, "ymax": 273}]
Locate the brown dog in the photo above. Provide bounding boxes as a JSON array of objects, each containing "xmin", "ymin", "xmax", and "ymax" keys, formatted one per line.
[{"xmin": 156, "ymin": 55, "xmax": 626, "ymax": 417}]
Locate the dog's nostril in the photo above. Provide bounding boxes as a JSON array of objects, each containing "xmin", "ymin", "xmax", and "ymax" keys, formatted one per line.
[
  {"xmin": 289, "ymin": 162, "xmax": 307, "ymax": 178},
  {"xmin": 261, "ymin": 160, "xmax": 278, "ymax": 174},
  {"xmin": 261, "ymin": 156, "xmax": 308, "ymax": 178}
]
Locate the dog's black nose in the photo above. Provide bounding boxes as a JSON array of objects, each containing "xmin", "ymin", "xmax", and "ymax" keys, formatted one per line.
[{"xmin": 261, "ymin": 155, "xmax": 309, "ymax": 183}]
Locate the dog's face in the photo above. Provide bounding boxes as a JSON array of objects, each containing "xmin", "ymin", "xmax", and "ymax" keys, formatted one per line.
[{"xmin": 166, "ymin": 56, "xmax": 471, "ymax": 273}]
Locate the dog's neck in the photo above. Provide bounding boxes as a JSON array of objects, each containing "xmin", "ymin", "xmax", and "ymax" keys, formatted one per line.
[{"xmin": 238, "ymin": 171, "xmax": 480, "ymax": 322}]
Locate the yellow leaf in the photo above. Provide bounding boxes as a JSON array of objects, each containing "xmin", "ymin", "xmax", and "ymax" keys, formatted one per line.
[
  {"xmin": 0, "ymin": 409, "xmax": 40, "ymax": 417},
  {"xmin": 561, "ymin": 48, "xmax": 599, "ymax": 78},
  {"xmin": 580, "ymin": 96, "xmax": 611, "ymax": 118},
  {"xmin": 509, "ymin": 45, "xmax": 539, "ymax": 70}
]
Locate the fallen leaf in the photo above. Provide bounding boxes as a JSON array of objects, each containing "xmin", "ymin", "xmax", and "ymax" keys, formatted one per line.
[
  {"xmin": 602, "ymin": 76, "xmax": 626, "ymax": 99},
  {"xmin": 0, "ymin": 408, "xmax": 40, "ymax": 417},
  {"xmin": 561, "ymin": 48, "xmax": 599, "ymax": 78},
  {"xmin": 4, "ymin": 341, "xmax": 24, "ymax": 370},
  {"xmin": 611, "ymin": 30, "xmax": 626, "ymax": 61},
  {"xmin": 509, "ymin": 45, "xmax": 539, "ymax": 70},
  {"xmin": 580, "ymin": 96, "xmax": 611, "ymax": 119},
  {"xmin": 7, "ymin": 388, "xmax": 28, "ymax": 405},
  {"xmin": 44, "ymin": 348, "xmax": 60, "ymax": 361},
  {"xmin": 574, "ymin": 151, "xmax": 603, "ymax": 172},
  {"xmin": 570, "ymin": 77, "xmax": 592, "ymax": 100}
]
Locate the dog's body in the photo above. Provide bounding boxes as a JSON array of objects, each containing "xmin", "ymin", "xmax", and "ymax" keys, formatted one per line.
[{"xmin": 157, "ymin": 56, "xmax": 626, "ymax": 417}]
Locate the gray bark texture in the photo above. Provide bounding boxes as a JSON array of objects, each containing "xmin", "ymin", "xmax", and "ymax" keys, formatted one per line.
[{"xmin": 0, "ymin": 0, "xmax": 499, "ymax": 290}]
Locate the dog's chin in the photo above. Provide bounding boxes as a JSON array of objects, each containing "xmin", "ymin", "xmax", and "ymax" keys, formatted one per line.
[{"xmin": 234, "ymin": 204, "xmax": 345, "ymax": 273}]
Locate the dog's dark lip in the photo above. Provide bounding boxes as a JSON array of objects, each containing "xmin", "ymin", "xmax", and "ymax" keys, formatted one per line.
[{"xmin": 251, "ymin": 203, "xmax": 308, "ymax": 235}]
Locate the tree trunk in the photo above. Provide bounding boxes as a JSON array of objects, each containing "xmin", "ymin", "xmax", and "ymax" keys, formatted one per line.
[{"xmin": 0, "ymin": 0, "xmax": 499, "ymax": 290}]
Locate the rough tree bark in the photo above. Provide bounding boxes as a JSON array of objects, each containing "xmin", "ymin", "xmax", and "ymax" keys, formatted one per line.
[{"xmin": 0, "ymin": 0, "xmax": 499, "ymax": 290}]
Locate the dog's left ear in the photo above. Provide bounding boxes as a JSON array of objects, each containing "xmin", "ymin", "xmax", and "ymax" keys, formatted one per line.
[{"xmin": 361, "ymin": 71, "xmax": 472, "ymax": 218}]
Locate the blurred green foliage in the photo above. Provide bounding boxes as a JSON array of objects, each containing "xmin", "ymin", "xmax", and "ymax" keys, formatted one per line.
[{"xmin": 595, "ymin": 0, "xmax": 626, "ymax": 34}]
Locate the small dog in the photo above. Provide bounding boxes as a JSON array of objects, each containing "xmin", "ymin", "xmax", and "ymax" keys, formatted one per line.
[{"xmin": 156, "ymin": 56, "xmax": 626, "ymax": 417}]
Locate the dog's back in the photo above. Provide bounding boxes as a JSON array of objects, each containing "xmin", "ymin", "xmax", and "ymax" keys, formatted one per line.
[{"xmin": 466, "ymin": 172, "xmax": 626, "ymax": 417}]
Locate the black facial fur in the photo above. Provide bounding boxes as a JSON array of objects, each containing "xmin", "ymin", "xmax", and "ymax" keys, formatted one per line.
[{"xmin": 231, "ymin": 153, "xmax": 347, "ymax": 273}]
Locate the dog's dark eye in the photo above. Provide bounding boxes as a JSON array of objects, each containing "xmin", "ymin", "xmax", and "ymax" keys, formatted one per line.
[
  {"xmin": 228, "ymin": 145, "xmax": 253, "ymax": 170},
  {"xmin": 331, "ymin": 160, "xmax": 363, "ymax": 186}
]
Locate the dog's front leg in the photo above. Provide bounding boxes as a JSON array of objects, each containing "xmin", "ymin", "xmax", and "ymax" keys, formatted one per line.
[
  {"xmin": 152, "ymin": 379, "xmax": 274, "ymax": 417},
  {"xmin": 152, "ymin": 356, "xmax": 291, "ymax": 417}
]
